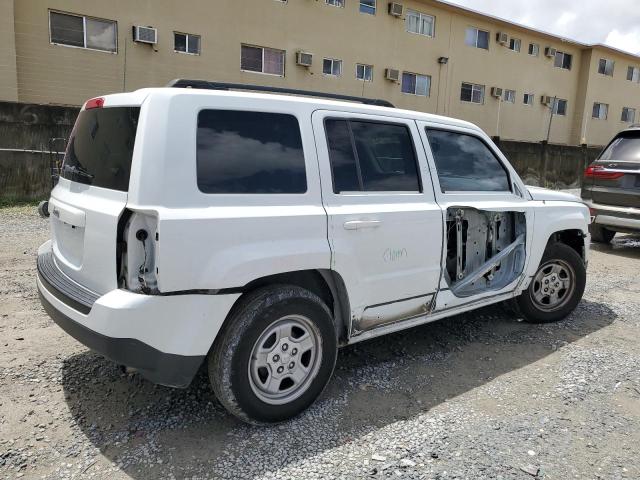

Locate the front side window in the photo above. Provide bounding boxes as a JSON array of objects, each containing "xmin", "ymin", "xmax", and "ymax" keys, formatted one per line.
[
  {"xmin": 528, "ymin": 43, "xmax": 539, "ymax": 56},
  {"xmin": 197, "ymin": 110, "xmax": 306, "ymax": 194},
  {"xmin": 627, "ymin": 66, "xmax": 640, "ymax": 83},
  {"xmin": 174, "ymin": 32, "xmax": 201, "ymax": 55},
  {"xmin": 405, "ymin": 10, "xmax": 435, "ymax": 37},
  {"xmin": 241, "ymin": 44, "xmax": 285, "ymax": 76},
  {"xmin": 326, "ymin": 0, "xmax": 345, "ymax": 6},
  {"xmin": 325, "ymin": 119, "xmax": 420, "ymax": 193},
  {"xmin": 598, "ymin": 58, "xmax": 615, "ymax": 76},
  {"xmin": 460, "ymin": 82, "xmax": 485, "ymax": 104},
  {"xmin": 426, "ymin": 129, "xmax": 510, "ymax": 192},
  {"xmin": 360, "ymin": 0, "xmax": 376, "ymax": 14},
  {"xmin": 465, "ymin": 27, "xmax": 489, "ymax": 50},
  {"xmin": 508, "ymin": 38, "xmax": 521, "ymax": 52},
  {"xmin": 622, "ymin": 107, "xmax": 636, "ymax": 123},
  {"xmin": 503, "ymin": 89, "xmax": 516, "ymax": 103},
  {"xmin": 401, "ymin": 72, "xmax": 431, "ymax": 96},
  {"xmin": 356, "ymin": 63, "xmax": 373, "ymax": 81},
  {"xmin": 49, "ymin": 11, "xmax": 117, "ymax": 52},
  {"xmin": 554, "ymin": 51, "xmax": 572, "ymax": 70},
  {"xmin": 592, "ymin": 102, "xmax": 609, "ymax": 120},
  {"xmin": 323, "ymin": 58, "xmax": 342, "ymax": 76},
  {"xmin": 553, "ymin": 98, "xmax": 568, "ymax": 116},
  {"xmin": 524, "ymin": 93, "xmax": 534, "ymax": 105}
]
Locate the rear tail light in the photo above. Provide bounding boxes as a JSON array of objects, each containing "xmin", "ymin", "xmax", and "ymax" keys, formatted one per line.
[
  {"xmin": 584, "ymin": 165, "xmax": 624, "ymax": 180},
  {"xmin": 84, "ymin": 97, "xmax": 105, "ymax": 110}
]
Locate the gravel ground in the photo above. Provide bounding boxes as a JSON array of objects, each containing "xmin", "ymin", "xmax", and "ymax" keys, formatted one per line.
[{"xmin": 1, "ymin": 205, "xmax": 640, "ymax": 480}]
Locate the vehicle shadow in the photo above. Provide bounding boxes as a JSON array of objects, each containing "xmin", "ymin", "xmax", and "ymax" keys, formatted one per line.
[
  {"xmin": 61, "ymin": 299, "xmax": 614, "ymax": 478},
  {"xmin": 591, "ymin": 233, "xmax": 640, "ymax": 260}
]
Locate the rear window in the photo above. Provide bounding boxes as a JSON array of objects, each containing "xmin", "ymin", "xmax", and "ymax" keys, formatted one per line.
[
  {"xmin": 62, "ymin": 107, "xmax": 140, "ymax": 191},
  {"xmin": 197, "ymin": 110, "xmax": 307, "ymax": 194},
  {"xmin": 600, "ymin": 132, "xmax": 640, "ymax": 161}
]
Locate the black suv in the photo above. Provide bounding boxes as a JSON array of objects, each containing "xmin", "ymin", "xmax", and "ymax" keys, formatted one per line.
[{"xmin": 582, "ymin": 127, "xmax": 640, "ymax": 243}]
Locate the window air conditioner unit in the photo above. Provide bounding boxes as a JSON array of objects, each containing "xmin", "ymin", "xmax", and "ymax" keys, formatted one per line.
[
  {"xmin": 496, "ymin": 32, "xmax": 509, "ymax": 45},
  {"xmin": 132, "ymin": 26, "xmax": 158, "ymax": 44},
  {"xmin": 388, "ymin": 2, "xmax": 404, "ymax": 17},
  {"xmin": 545, "ymin": 47, "xmax": 557, "ymax": 58},
  {"xmin": 491, "ymin": 87, "xmax": 503, "ymax": 98},
  {"xmin": 541, "ymin": 95, "xmax": 553, "ymax": 106},
  {"xmin": 385, "ymin": 68, "xmax": 400, "ymax": 82},
  {"xmin": 296, "ymin": 51, "xmax": 313, "ymax": 67}
]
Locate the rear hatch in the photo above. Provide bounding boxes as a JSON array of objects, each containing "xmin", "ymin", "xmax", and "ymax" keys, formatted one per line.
[
  {"xmin": 49, "ymin": 99, "xmax": 140, "ymax": 295},
  {"xmin": 585, "ymin": 130, "xmax": 640, "ymax": 208}
]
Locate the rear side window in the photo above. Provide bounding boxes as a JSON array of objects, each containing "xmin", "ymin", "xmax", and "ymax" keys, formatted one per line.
[
  {"xmin": 197, "ymin": 110, "xmax": 306, "ymax": 194},
  {"xmin": 62, "ymin": 107, "xmax": 140, "ymax": 191},
  {"xmin": 325, "ymin": 119, "xmax": 421, "ymax": 193},
  {"xmin": 426, "ymin": 129, "xmax": 510, "ymax": 192},
  {"xmin": 600, "ymin": 132, "xmax": 640, "ymax": 161}
]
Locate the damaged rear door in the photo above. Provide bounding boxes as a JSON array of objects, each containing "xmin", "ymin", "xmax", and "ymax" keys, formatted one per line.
[{"xmin": 418, "ymin": 123, "xmax": 533, "ymax": 311}]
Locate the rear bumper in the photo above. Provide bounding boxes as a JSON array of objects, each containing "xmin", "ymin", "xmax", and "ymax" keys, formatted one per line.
[
  {"xmin": 584, "ymin": 200, "xmax": 640, "ymax": 232},
  {"xmin": 36, "ymin": 241, "xmax": 240, "ymax": 388}
]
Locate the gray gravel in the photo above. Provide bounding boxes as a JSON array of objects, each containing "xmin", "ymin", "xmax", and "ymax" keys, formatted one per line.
[{"xmin": 1, "ymin": 205, "xmax": 640, "ymax": 479}]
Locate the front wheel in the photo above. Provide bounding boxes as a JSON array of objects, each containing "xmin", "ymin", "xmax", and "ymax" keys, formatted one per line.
[
  {"xmin": 208, "ymin": 285, "xmax": 337, "ymax": 425},
  {"xmin": 515, "ymin": 243, "xmax": 586, "ymax": 323}
]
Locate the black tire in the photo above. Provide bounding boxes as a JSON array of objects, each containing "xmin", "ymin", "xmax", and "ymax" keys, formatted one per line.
[
  {"xmin": 208, "ymin": 285, "xmax": 337, "ymax": 425},
  {"xmin": 589, "ymin": 224, "xmax": 615, "ymax": 243},
  {"xmin": 515, "ymin": 242, "xmax": 586, "ymax": 324},
  {"xmin": 37, "ymin": 200, "xmax": 49, "ymax": 218}
]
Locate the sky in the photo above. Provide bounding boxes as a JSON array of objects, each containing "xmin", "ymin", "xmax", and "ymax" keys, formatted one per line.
[{"xmin": 444, "ymin": 0, "xmax": 640, "ymax": 55}]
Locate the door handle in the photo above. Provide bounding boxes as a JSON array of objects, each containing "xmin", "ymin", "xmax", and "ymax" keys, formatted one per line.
[{"xmin": 343, "ymin": 220, "xmax": 382, "ymax": 231}]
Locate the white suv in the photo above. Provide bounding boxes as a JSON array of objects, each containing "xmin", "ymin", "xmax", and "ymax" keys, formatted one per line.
[{"xmin": 37, "ymin": 80, "xmax": 590, "ymax": 424}]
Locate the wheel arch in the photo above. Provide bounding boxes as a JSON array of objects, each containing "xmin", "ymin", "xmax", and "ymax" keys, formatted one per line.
[
  {"xmin": 222, "ymin": 269, "xmax": 351, "ymax": 346},
  {"xmin": 546, "ymin": 228, "xmax": 587, "ymax": 261}
]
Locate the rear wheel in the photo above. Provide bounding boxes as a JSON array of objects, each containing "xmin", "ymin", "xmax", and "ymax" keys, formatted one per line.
[
  {"xmin": 209, "ymin": 285, "xmax": 337, "ymax": 425},
  {"xmin": 515, "ymin": 243, "xmax": 586, "ymax": 323},
  {"xmin": 590, "ymin": 224, "xmax": 615, "ymax": 243}
]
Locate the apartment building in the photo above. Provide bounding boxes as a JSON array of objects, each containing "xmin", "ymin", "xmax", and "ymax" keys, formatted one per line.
[{"xmin": 2, "ymin": 0, "xmax": 639, "ymax": 146}]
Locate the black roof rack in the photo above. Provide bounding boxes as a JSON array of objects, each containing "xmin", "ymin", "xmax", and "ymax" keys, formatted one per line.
[{"xmin": 165, "ymin": 79, "xmax": 395, "ymax": 108}]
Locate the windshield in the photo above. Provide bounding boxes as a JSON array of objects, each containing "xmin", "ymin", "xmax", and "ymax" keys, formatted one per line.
[
  {"xmin": 599, "ymin": 132, "xmax": 640, "ymax": 162},
  {"xmin": 62, "ymin": 107, "xmax": 140, "ymax": 191}
]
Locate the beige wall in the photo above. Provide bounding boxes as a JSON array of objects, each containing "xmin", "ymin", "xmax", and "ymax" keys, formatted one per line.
[
  {"xmin": 0, "ymin": 0, "xmax": 18, "ymax": 101},
  {"xmin": 7, "ymin": 0, "xmax": 640, "ymax": 145}
]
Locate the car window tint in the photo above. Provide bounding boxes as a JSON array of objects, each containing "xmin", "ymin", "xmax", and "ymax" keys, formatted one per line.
[
  {"xmin": 600, "ymin": 133, "xmax": 640, "ymax": 161},
  {"xmin": 197, "ymin": 110, "xmax": 307, "ymax": 194},
  {"xmin": 426, "ymin": 129, "xmax": 510, "ymax": 192},
  {"xmin": 325, "ymin": 119, "xmax": 360, "ymax": 192},
  {"xmin": 326, "ymin": 119, "xmax": 421, "ymax": 193}
]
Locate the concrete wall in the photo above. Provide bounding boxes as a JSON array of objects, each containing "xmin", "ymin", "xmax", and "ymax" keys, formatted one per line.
[
  {"xmin": 0, "ymin": 101, "xmax": 77, "ymax": 200},
  {"xmin": 0, "ymin": 0, "xmax": 18, "ymax": 101},
  {"xmin": 5, "ymin": 0, "xmax": 640, "ymax": 145}
]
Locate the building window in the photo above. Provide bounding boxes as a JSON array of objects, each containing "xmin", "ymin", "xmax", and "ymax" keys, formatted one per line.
[
  {"xmin": 622, "ymin": 107, "xmax": 636, "ymax": 123},
  {"xmin": 401, "ymin": 72, "xmax": 431, "ymax": 96},
  {"xmin": 326, "ymin": 0, "xmax": 345, "ymax": 7},
  {"xmin": 598, "ymin": 58, "xmax": 615, "ymax": 76},
  {"xmin": 49, "ymin": 11, "xmax": 117, "ymax": 53},
  {"xmin": 627, "ymin": 66, "xmax": 640, "ymax": 83},
  {"xmin": 406, "ymin": 10, "xmax": 435, "ymax": 37},
  {"xmin": 553, "ymin": 99, "xmax": 568, "ymax": 116},
  {"xmin": 241, "ymin": 44, "xmax": 285, "ymax": 76},
  {"xmin": 592, "ymin": 102, "xmax": 609, "ymax": 120},
  {"xmin": 356, "ymin": 63, "xmax": 373, "ymax": 81},
  {"xmin": 360, "ymin": 0, "xmax": 376, "ymax": 14},
  {"xmin": 503, "ymin": 89, "xmax": 516, "ymax": 103},
  {"xmin": 323, "ymin": 58, "xmax": 342, "ymax": 76},
  {"xmin": 465, "ymin": 27, "xmax": 489, "ymax": 49},
  {"xmin": 174, "ymin": 32, "xmax": 200, "ymax": 55},
  {"xmin": 460, "ymin": 82, "xmax": 485, "ymax": 104},
  {"xmin": 508, "ymin": 38, "xmax": 521, "ymax": 52},
  {"xmin": 523, "ymin": 93, "xmax": 534, "ymax": 105},
  {"xmin": 528, "ymin": 43, "xmax": 539, "ymax": 56},
  {"xmin": 554, "ymin": 51, "xmax": 572, "ymax": 70}
]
